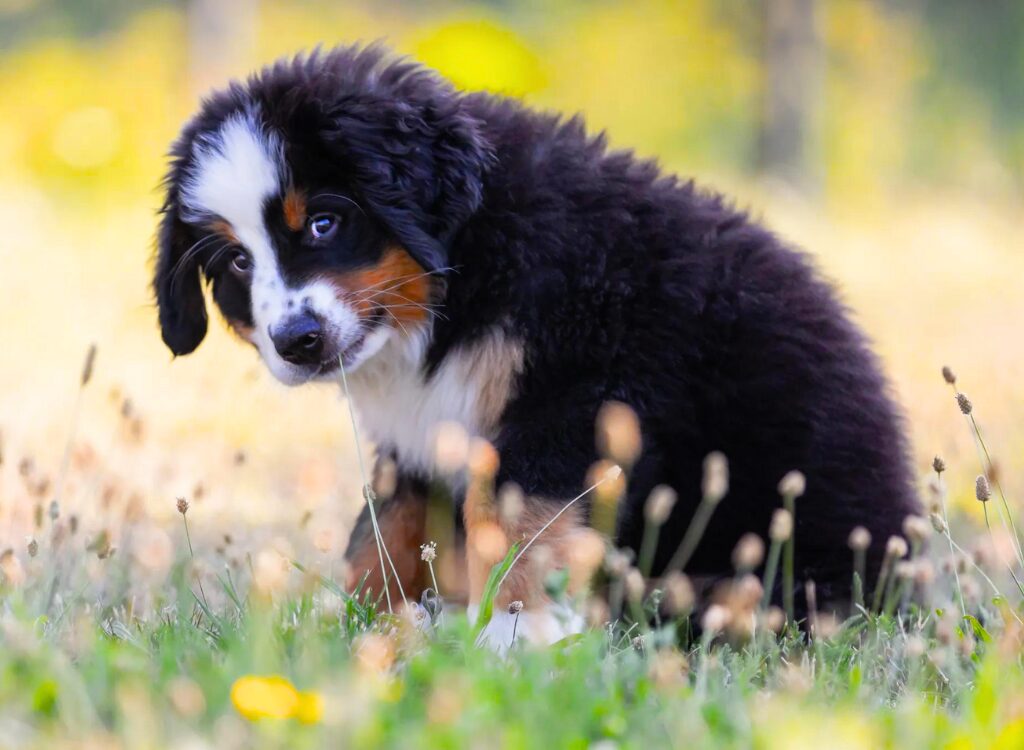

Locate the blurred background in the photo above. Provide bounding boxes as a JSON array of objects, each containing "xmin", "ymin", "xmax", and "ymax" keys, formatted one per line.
[{"xmin": 1, "ymin": 0, "xmax": 1022, "ymax": 558}]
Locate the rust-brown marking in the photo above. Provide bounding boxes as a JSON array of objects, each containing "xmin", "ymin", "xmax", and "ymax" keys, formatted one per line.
[
  {"xmin": 225, "ymin": 318, "xmax": 254, "ymax": 343},
  {"xmin": 464, "ymin": 479, "xmax": 586, "ymax": 610},
  {"xmin": 345, "ymin": 484, "xmax": 428, "ymax": 603},
  {"xmin": 324, "ymin": 246, "xmax": 431, "ymax": 326},
  {"xmin": 207, "ymin": 220, "xmax": 238, "ymax": 245},
  {"xmin": 283, "ymin": 188, "xmax": 307, "ymax": 232}
]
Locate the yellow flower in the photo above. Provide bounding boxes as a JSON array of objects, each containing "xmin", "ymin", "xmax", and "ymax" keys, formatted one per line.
[
  {"xmin": 230, "ymin": 675, "xmax": 322, "ymax": 723},
  {"xmin": 294, "ymin": 690, "xmax": 324, "ymax": 724}
]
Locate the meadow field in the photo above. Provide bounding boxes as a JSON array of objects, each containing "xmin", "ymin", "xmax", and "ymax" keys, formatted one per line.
[{"xmin": 2, "ymin": 1, "xmax": 1024, "ymax": 747}]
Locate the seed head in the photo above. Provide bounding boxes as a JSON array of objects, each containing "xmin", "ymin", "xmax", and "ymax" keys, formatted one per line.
[
  {"xmin": 595, "ymin": 401, "xmax": 642, "ymax": 466},
  {"xmin": 932, "ymin": 456, "xmax": 946, "ymax": 475},
  {"xmin": 434, "ymin": 421, "xmax": 469, "ymax": 473},
  {"xmin": 769, "ymin": 508, "xmax": 793, "ymax": 542},
  {"xmin": 764, "ymin": 606, "xmax": 785, "ymax": 634},
  {"xmin": 420, "ymin": 541, "xmax": 437, "ymax": 563},
  {"xmin": 956, "ymin": 392, "xmax": 972, "ymax": 415},
  {"xmin": 26, "ymin": 537, "xmax": 38, "ymax": 558},
  {"xmin": 894, "ymin": 561, "xmax": 915, "ymax": 580},
  {"xmin": 624, "ymin": 568, "xmax": 646, "ymax": 603},
  {"xmin": 975, "ymin": 475, "xmax": 991, "ymax": 502},
  {"xmin": 701, "ymin": 604, "xmax": 731, "ymax": 635},
  {"xmin": 80, "ymin": 343, "xmax": 98, "ymax": 386},
  {"xmin": 847, "ymin": 526, "xmax": 871, "ymax": 552},
  {"xmin": 467, "ymin": 437, "xmax": 500, "ymax": 479},
  {"xmin": 508, "ymin": 600, "xmax": 523, "ymax": 615},
  {"xmin": 941, "ymin": 366, "xmax": 956, "ymax": 385},
  {"xmin": 885, "ymin": 535, "xmax": 908, "ymax": 560},
  {"xmin": 926, "ymin": 475, "xmax": 946, "ymax": 513},
  {"xmin": 48, "ymin": 500, "xmax": 59, "ymax": 522},
  {"xmin": 643, "ymin": 485, "xmax": 677, "ymax": 525},
  {"xmin": 498, "ymin": 482, "xmax": 525, "ymax": 526},
  {"xmin": 913, "ymin": 559, "xmax": 936, "ymax": 586},
  {"xmin": 777, "ymin": 470, "xmax": 806, "ymax": 499},
  {"xmin": 732, "ymin": 533, "xmax": 765, "ymax": 571},
  {"xmin": 604, "ymin": 548, "xmax": 633, "ymax": 578},
  {"xmin": 662, "ymin": 571, "xmax": 694, "ymax": 615},
  {"xmin": 929, "ymin": 513, "xmax": 947, "ymax": 535},
  {"xmin": 902, "ymin": 515, "xmax": 931, "ymax": 545},
  {"xmin": 702, "ymin": 452, "xmax": 729, "ymax": 503},
  {"xmin": 176, "ymin": 497, "xmax": 189, "ymax": 515}
]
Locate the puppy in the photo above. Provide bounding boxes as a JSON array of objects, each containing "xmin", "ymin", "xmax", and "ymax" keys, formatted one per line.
[{"xmin": 153, "ymin": 44, "xmax": 919, "ymax": 644}]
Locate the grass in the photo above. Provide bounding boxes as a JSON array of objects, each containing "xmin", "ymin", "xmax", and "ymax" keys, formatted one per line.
[
  {"xmin": 2, "ymin": 353, "xmax": 1024, "ymax": 749},
  {"xmin": 1, "ymin": 189, "xmax": 1023, "ymax": 748}
]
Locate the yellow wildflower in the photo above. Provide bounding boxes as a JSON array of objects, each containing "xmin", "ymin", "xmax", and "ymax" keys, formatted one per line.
[{"xmin": 230, "ymin": 675, "xmax": 322, "ymax": 723}]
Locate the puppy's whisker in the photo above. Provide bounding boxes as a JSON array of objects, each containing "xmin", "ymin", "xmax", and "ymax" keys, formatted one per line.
[
  {"xmin": 169, "ymin": 234, "xmax": 219, "ymax": 284},
  {"xmin": 358, "ymin": 290, "xmax": 446, "ymax": 313},
  {"xmin": 354, "ymin": 266, "xmax": 458, "ymax": 296},
  {"xmin": 169, "ymin": 235, "xmax": 225, "ymax": 296},
  {"xmin": 205, "ymin": 242, "xmax": 236, "ymax": 269},
  {"xmin": 377, "ymin": 303, "xmax": 448, "ymax": 323},
  {"xmin": 311, "ymin": 192, "xmax": 367, "ymax": 217},
  {"xmin": 382, "ymin": 308, "xmax": 412, "ymax": 339}
]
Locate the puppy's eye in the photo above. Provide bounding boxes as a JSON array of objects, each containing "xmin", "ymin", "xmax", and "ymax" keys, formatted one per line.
[
  {"xmin": 230, "ymin": 250, "xmax": 252, "ymax": 276},
  {"xmin": 307, "ymin": 213, "xmax": 340, "ymax": 241}
]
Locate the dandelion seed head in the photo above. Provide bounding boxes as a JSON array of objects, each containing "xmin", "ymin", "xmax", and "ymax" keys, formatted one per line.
[
  {"xmin": 732, "ymin": 533, "xmax": 765, "ymax": 571},
  {"xmin": 777, "ymin": 470, "xmax": 806, "ymax": 499},
  {"xmin": 643, "ymin": 485, "xmax": 677, "ymax": 525},
  {"xmin": 662, "ymin": 571, "xmax": 695, "ymax": 615},
  {"xmin": 702, "ymin": 452, "xmax": 729, "ymax": 503},
  {"xmin": 764, "ymin": 606, "xmax": 785, "ymax": 634},
  {"xmin": 624, "ymin": 567, "xmax": 646, "ymax": 603},
  {"xmin": 595, "ymin": 400, "xmax": 642, "ymax": 466},
  {"xmin": 702, "ymin": 603, "xmax": 731, "ymax": 635},
  {"xmin": 498, "ymin": 482, "xmax": 525, "ymax": 526},
  {"xmin": 847, "ymin": 526, "xmax": 871, "ymax": 551},
  {"xmin": 902, "ymin": 515, "xmax": 931, "ymax": 545},
  {"xmin": 467, "ymin": 437, "xmax": 500, "ymax": 479},
  {"xmin": 434, "ymin": 421, "xmax": 469, "ymax": 474},
  {"xmin": 604, "ymin": 548, "xmax": 633, "ymax": 578},
  {"xmin": 885, "ymin": 535, "xmax": 909, "ymax": 559},
  {"xmin": 769, "ymin": 508, "xmax": 793, "ymax": 542}
]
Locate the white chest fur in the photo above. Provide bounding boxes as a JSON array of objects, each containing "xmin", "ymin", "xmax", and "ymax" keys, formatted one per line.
[{"xmin": 346, "ymin": 327, "xmax": 523, "ymax": 475}]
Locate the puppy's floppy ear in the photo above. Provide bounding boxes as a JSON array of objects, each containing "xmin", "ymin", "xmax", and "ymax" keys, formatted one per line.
[
  {"xmin": 153, "ymin": 200, "xmax": 208, "ymax": 356},
  {"xmin": 322, "ymin": 80, "xmax": 493, "ymax": 272}
]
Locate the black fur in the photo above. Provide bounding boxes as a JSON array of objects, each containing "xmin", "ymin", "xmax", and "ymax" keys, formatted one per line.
[{"xmin": 155, "ymin": 44, "xmax": 920, "ymax": 608}]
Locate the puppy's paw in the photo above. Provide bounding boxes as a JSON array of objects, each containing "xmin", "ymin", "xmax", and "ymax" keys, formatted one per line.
[{"xmin": 470, "ymin": 602, "xmax": 584, "ymax": 655}]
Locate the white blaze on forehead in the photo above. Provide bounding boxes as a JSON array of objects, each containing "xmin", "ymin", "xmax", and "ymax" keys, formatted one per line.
[
  {"xmin": 180, "ymin": 110, "xmax": 304, "ymax": 382},
  {"xmin": 180, "ymin": 111, "xmax": 283, "ymax": 233}
]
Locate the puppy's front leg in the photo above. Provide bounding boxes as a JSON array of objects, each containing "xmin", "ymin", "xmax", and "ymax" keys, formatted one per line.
[{"xmin": 344, "ymin": 459, "xmax": 429, "ymax": 605}]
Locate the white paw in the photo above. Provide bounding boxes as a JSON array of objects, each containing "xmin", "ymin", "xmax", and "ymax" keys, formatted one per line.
[{"xmin": 469, "ymin": 602, "xmax": 584, "ymax": 654}]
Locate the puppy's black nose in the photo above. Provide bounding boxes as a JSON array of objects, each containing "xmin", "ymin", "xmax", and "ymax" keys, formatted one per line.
[{"xmin": 271, "ymin": 314, "xmax": 324, "ymax": 366}]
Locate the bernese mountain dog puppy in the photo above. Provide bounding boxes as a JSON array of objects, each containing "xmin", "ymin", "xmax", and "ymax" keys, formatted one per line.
[{"xmin": 153, "ymin": 44, "xmax": 919, "ymax": 644}]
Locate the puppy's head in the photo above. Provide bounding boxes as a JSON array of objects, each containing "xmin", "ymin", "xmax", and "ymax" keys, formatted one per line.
[{"xmin": 153, "ymin": 44, "xmax": 491, "ymax": 384}]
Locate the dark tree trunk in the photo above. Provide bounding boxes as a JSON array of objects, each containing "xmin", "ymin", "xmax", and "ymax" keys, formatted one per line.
[
  {"xmin": 758, "ymin": 0, "xmax": 824, "ymax": 195},
  {"xmin": 187, "ymin": 0, "xmax": 258, "ymax": 98}
]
